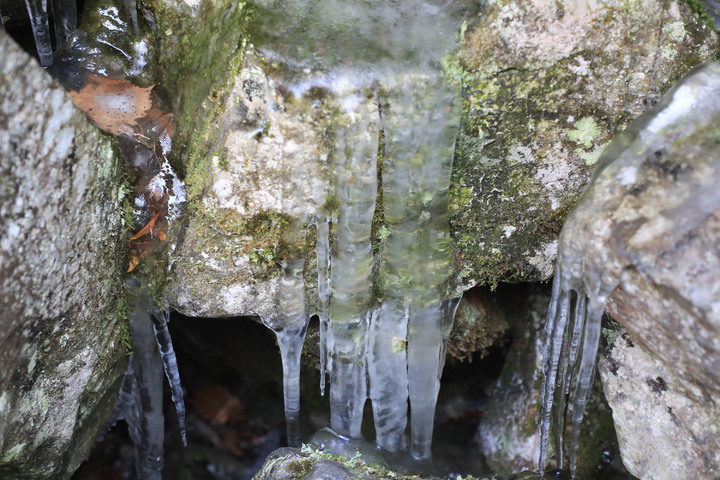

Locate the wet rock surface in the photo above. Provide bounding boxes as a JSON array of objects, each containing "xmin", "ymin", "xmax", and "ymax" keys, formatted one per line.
[
  {"xmin": 252, "ymin": 446, "xmax": 558, "ymax": 480},
  {"xmin": 0, "ymin": 29, "xmax": 129, "ymax": 479},
  {"xmin": 450, "ymin": 0, "xmax": 719, "ymax": 286}
]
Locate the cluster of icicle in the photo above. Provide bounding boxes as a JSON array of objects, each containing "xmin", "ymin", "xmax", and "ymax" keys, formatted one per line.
[
  {"xmin": 36, "ymin": 3, "xmax": 190, "ymax": 476},
  {"xmin": 1, "ymin": 0, "xmax": 139, "ymax": 66},
  {"xmin": 252, "ymin": 0, "xmax": 466, "ymax": 463},
  {"xmin": 537, "ymin": 62, "xmax": 720, "ymax": 478},
  {"xmin": 262, "ymin": 69, "xmax": 461, "ymax": 462}
]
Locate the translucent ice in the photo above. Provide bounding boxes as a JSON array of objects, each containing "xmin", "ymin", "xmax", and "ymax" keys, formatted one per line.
[
  {"xmin": 24, "ymin": 0, "xmax": 53, "ymax": 66},
  {"xmin": 249, "ymin": 0, "xmax": 464, "ymax": 462}
]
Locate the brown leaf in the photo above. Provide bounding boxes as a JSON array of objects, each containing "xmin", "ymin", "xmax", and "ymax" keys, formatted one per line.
[
  {"xmin": 191, "ymin": 385, "xmax": 246, "ymax": 425},
  {"xmin": 70, "ymin": 75, "xmax": 155, "ymax": 136}
]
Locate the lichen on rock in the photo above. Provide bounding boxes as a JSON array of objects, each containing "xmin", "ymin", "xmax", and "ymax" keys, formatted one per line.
[
  {"xmin": 450, "ymin": 0, "xmax": 720, "ymax": 287},
  {"xmin": 0, "ymin": 29, "xmax": 129, "ymax": 479}
]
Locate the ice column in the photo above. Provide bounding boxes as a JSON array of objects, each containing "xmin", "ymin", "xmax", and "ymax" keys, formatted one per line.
[
  {"xmin": 325, "ymin": 85, "xmax": 379, "ymax": 439},
  {"xmin": 373, "ymin": 72, "xmax": 461, "ymax": 460}
]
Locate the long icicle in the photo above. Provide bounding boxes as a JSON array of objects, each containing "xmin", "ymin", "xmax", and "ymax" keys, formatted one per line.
[
  {"xmin": 150, "ymin": 308, "xmax": 187, "ymax": 447},
  {"xmin": 538, "ymin": 271, "xmax": 571, "ymax": 472},
  {"xmin": 24, "ymin": 0, "xmax": 53, "ymax": 66}
]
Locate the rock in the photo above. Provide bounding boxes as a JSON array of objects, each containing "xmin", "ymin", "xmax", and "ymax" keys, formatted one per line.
[
  {"xmin": 450, "ymin": 0, "xmax": 719, "ymax": 286},
  {"xmin": 0, "ymin": 30, "xmax": 129, "ymax": 479},
  {"xmin": 252, "ymin": 445, "xmax": 552, "ymax": 480},
  {"xmin": 599, "ymin": 335, "xmax": 719, "ymax": 480},
  {"xmin": 545, "ymin": 61, "xmax": 720, "ymax": 478},
  {"xmin": 446, "ymin": 287, "xmax": 509, "ymax": 363}
]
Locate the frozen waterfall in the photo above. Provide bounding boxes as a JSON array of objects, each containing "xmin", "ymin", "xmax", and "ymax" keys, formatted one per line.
[{"xmin": 252, "ymin": 0, "xmax": 466, "ymax": 463}]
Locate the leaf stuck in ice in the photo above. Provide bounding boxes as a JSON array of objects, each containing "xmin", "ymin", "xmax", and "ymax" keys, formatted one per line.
[{"xmin": 70, "ymin": 75, "xmax": 155, "ymax": 136}]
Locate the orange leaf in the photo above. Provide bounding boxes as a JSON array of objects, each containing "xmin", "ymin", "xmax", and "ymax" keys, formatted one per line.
[
  {"xmin": 129, "ymin": 209, "xmax": 166, "ymax": 243},
  {"xmin": 70, "ymin": 75, "xmax": 155, "ymax": 136}
]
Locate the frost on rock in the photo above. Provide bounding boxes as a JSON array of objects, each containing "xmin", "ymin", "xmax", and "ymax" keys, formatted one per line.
[
  {"xmin": 538, "ymin": 61, "xmax": 720, "ymax": 477},
  {"xmin": 247, "ymin": 0, "xmax": 466, "ymax": 463}
]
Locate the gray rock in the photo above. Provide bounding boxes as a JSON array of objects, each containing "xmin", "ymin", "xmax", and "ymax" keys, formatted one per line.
[
  {"xmin": 0, "ymin": 30, "xmax": 129, "ymax": 479},
  {"xmin": 450, "ymin": 0, "xmax": 719, "ymax": 287},
  {"xmin": 599, "ymin": 335, "xmax": 719, "ymax": 480},
  {"xmin": 546, "ymin": 61, "xmax": 720, "ymax": 478}
]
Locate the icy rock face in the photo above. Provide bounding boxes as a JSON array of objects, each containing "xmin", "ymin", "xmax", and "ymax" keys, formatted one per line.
[
  {"xmin": 0, "ymin": 29, "xmax": 128, "ymax": 479},
  {"xmin": 451, "ymin": 0, "xmax": 719, "ymax": 287},
  {"xmin": 164, "ymin": 0, "xmax": 465, "ymax": 461},
  {"xmin": 539, "ymin": 62, "xmax": 720, "ymax": 477}
]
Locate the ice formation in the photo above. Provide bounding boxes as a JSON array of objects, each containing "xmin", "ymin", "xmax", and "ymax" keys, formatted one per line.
[
  {"xmin": 9, "ymin": 0, "xmax": 77, "ymax": 65},
  {"xmin": 538, "ymin": 62, "xmax": 720, "ymax": 477},
  {"xmin": 111, "ymin": 279, "xmax": 169, "ymax": 480},
  {"xmin": 252, "ymin": 0, "xmax": 465, "ymax": 461}
]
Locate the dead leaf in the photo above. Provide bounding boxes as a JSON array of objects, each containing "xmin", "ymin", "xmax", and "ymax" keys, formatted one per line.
[
  {"xmin": 70, "ymin": 75, "xmax": 155, "ymax": 136},
  {"xmin": 129, "ymin": 209, "xmax": 166, "ymax": 243},
  {"xmin": 191, "ymin": 385, "xmax": 246, "ymax": 425}
]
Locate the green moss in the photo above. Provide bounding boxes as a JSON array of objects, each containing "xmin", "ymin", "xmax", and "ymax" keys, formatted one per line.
[{"xmin": 682, "ymin": 0, "xmax": 717, "ymax": 31}]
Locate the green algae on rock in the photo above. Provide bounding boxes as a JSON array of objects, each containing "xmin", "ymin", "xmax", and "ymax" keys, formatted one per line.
[{"xmin": 450, "ymin": 0, "xmax": 720, "ymax": 287}]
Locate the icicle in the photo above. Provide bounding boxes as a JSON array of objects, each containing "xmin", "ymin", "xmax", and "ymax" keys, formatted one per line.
[
  {"xmin": 367, "ymin": 303, "xmax": 408, "ymax": 452},
  {"xmin": 372, "ymin": 71, "xmax": 460, "ymax": 460},
  {"xmin": 323, "ymin": 84, "xmax": 379, "ymax": 440},
  {"xmin": 263, "ymin": 255, "xmax": 310, "ymax": 447},
  {"xmin": 150, "ymin": 307, "xmax": 187, "ymax": 447},
  {"xmin": 24, "ymin": 0, "xmax": 53, "ymax": 66},
  {"xmin": 407, "ymin": 298, "xmax": 460, "ymax": 460},
  {"xmin": 124, "ymin": 278, "xmax": 165, "ymax": 480},
  {"xmin": 315, "ymin": 219, "xmax": 331, "ymax": 396},
  {"xmin": 123, "ymin": 0, "xmax": 139, "ymax": 35},
  {"xmin": 50, "ymin": 0, "xmax": 76, "ymax": 47}
]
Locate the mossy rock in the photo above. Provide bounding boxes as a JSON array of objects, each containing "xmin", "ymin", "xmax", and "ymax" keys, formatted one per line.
[{"xmin": 450, "ymin": 0, "xmax": 719, "ymax": 287}]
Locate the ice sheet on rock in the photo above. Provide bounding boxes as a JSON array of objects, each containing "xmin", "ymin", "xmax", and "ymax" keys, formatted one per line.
[{"xmin": 538, "ymin": 61, "xmax": 720, "ymax": 477}]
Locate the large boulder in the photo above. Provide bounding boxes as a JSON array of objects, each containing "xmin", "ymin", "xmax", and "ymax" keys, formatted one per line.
[
  {"xmin": 599, "ymin": 335, "xmax": 720, "ymax": 480},
  {"xmin": 450, "ymin": 0, "xmax": 719, "ymax": 286},
  {"xmin": 0, "ymin": 30, "xmax": 129, "ymax": 479}
]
